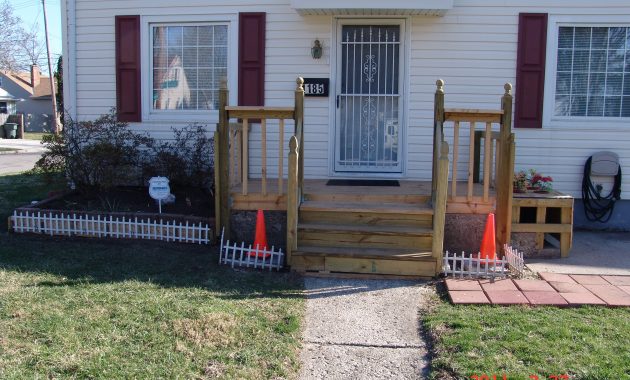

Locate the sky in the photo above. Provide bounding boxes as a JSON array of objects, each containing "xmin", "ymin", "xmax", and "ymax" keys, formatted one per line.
[{"xmin": 9, "ymin": 0, "xmax": 62, "ymax": 75}]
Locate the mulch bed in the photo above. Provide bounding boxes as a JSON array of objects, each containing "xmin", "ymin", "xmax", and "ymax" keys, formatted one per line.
[{"xmin": 35, "ymin": 186, "xmax": 214, "ymax": 218}]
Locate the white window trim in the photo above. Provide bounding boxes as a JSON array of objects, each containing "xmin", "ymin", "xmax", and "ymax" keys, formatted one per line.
[
  {"xmin": 140, "ymin": 14, "xmax": 238, "ymax": 124},
  {"xmin": 543, "ymin": 15, "xmax": 630, "ymax": 130}
]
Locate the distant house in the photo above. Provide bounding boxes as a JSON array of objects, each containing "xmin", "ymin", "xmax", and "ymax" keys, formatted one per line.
[
  {"xmin": 0, "ymin": 65, "xmax": 55, "ymax": 132},
  {"xmin": 0, "ymin": 85, "xmax": 20, "ymax": 126}
]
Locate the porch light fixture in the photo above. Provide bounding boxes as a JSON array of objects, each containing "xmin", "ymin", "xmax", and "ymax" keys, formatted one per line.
[{"xmin": 311, "ymin": 39, "xmax": 322, "ymax": 59}]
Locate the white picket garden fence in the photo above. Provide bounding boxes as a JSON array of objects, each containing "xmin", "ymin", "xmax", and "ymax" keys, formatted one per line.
[
  {"xmin": 443, "ymin": 244, "xmax": 524, "ymax": 279},
  {"xmin": 10, "ymin": 209, "xmax": 213, "ymax": 244},
  {"xmin": 218, "ymin": 229, "xmax": 284, "ymax": 271}
]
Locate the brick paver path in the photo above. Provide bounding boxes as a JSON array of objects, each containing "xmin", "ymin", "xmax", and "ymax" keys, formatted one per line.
[{"xmin": 446, "ymin": 273, "xmax": 630, "ymax": 307}]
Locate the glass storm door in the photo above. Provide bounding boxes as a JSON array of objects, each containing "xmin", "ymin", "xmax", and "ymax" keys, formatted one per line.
[{"xmin": 335, "ymin": 23, "xmax": 404, "ymax": 173}]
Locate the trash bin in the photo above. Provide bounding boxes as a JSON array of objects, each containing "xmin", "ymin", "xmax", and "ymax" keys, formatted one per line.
[{"xmin": 3, "ymin": 123, "xmax": 18, "ymax": 139}]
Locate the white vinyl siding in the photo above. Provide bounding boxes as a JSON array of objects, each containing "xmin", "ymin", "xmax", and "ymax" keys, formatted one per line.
[{"xmin": 66, "ymin": 0, "xmax": 630, "ymax": 198}]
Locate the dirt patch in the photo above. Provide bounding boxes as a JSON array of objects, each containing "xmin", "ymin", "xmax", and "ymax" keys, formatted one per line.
[
  {"xmin": 37, "ymin": 186, "xmax": 214, "ymax": 218},
  {"xmin": 444, "ymin": 214, "xmax": 486, "ymax": 254},
  {"xmin": 230, "ymin": 211, "xmax": 286, "ymax": 251}
]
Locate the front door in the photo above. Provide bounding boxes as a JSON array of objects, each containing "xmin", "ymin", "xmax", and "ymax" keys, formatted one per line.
[{"xmin": 334, "ymin": 22, "xmax": 405, "ymax": 174}]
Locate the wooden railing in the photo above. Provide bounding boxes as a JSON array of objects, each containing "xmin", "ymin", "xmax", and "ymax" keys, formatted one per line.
[
  {"xmin": 432, "ymin": 80, "xmax": 515, "ymax": 252},
  {"xmin": 214, "ymin": 78, "xmax": 305, "ymax": 240},
  {"xmin": 444, "ymin": 108, "xmax": 503, "ymax": 204},
  {"xmin": 225, "ymin": 106, "xmax": 294, "ymax": 196}
]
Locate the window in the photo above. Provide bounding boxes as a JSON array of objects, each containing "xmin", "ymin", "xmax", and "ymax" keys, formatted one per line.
[
  {"xmin": 151, "ymin": 24, "xmax": 228, "ymax": 111},
  {"xmin": 554, "ymin": 26, "xmax": 630, "ymax": 118},
  {"xmin": 0, "ymin": 102, "xmax": 7, "ymax": 114}
]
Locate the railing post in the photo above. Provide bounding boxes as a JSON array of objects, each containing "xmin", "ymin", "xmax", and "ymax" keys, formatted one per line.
[
  {"xmin": 218, "ymin": 79, "xmax": 231, "ymax": 239},
  {"xmin": 432, "ymin": 79, "xmax": 445, "ymax": 197},
  {"xmin": 432, "ymin": 141, "xmax": 449, "ymax": 274},
  {"xmin": 496, "ymin": 83, "xmax": 514, "ymax": 253},
  {"xmin": 213, "ymin": 130, "xmax": 221, "ymax": 237},
  {"xmin": 294, "ymin": 77, "xmax": 305, "ymax": 199},
  {"xmin": 286, "ymin": 136, "xmax": 299, "ymax": 265}
]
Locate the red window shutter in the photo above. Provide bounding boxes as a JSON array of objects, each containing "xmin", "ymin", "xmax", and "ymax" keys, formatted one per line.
[
  {"xmin": 515, "ymin": 13, "xmax": 548, "ymax": 129},
  {"xmin": 115, "ymin": 15, "xmax": 141, "ymax": 122},
  {"xmin": 238, "ymin": 13, "xmax": 266, "ymax": 107}
]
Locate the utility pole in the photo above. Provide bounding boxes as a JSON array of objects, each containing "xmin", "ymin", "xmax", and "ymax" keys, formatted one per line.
[{"xmin": 42, "ymin": 0, "xmax": 60, "ymax": 134}]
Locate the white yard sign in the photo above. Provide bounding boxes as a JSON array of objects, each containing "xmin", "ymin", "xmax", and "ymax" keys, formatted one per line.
[{"xmin": 148, "ymin": 177, "xmax": 170, "ymax": 213}]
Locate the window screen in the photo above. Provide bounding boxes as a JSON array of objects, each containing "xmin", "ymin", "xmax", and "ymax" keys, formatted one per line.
[
  {"xmin": 555, "ymin": 26, "xmax": 630, "ymax": 117},
  {"xmin": 152, "ymin": 24, "xmax": 228, "ymax": 111}
]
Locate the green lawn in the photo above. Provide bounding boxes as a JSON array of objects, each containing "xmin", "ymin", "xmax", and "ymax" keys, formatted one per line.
[
  {"xmin": 22, "ymin": 132, "xmax": 53, "ymax": 141},
  {"xmin": 423, "ymin": 285, "xmax": 630, "ymax": 380},
  {"xmin": 0, "ymin": 173, "xmax": 304, "ymax": 379}
]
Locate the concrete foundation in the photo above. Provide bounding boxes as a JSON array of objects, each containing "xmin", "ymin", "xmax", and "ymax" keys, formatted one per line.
[{"xmin": 573, "ymin": 199, "xmax": 630, "ymax": 232}]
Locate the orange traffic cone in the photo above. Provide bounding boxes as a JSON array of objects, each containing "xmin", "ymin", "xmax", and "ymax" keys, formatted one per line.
[
  {"xmin": 479, "ymin": 213, "xmax": 496, "ymax": 261},
  {"xmin": 251, "ymin": 209, "xmax": 270, "ymax": 258}
]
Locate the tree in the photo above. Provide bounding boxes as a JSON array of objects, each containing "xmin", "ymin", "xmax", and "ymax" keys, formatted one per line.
[
  {"xmin": 55, "ymin": 55, "xmax": 64, "ymax": 122},
  {"xmin": 0, "ymin": 0, "xmax": 25, "ymax": 71},
  {"xmin": 17, "ymin": 26, "xmax": 46, "ymax": 68}
]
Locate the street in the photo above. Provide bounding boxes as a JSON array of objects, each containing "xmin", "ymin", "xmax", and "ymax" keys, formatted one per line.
[{"xmin": 0, "ymin": 139, "xmax": 45, "ymax": 174}]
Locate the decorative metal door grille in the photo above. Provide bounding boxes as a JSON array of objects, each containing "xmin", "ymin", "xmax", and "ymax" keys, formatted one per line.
[{"xmin": 336, "ymin": 25, "xmax": 402, "ymax": 173}]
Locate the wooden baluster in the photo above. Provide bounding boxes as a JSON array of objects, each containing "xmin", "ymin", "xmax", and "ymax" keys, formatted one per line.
[
  {"xmin": 242, "ymin": 119, "xmax": 249, "ymax": 195},
  {"xmin": 261, "ymin": 118, "xmax": 267, "ymax": 196},
  {"xmin": 467, "ymin": 121, "xmax": 475, "ymax": 201},
  {"xmin": 229, "ymin": 129, "xmax": 235, "ymax": 186},
  {"xmin": 483, "ymin": 122, "xmax": 491, "ymax": 202},
  {"xmin": 237, "ymin": 129, "xmax": 242, "ymax": 185},
  {"xmin": 278, "ymin": 118, "xmax": 285, "ymax": 195},
  {"xmin": 494, "ymin": 137, "xmax": 500, "ymax": 189},
  {"xmin": 451, "ymin": 121, "xmax": 459, "ymax": 200}
]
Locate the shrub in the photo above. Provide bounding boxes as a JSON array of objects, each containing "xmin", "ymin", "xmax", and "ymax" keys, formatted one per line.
[
  {"xmin": 35, "ymin": 110, "xmax": 153, "ymax": 195},
  {"xmin": 35, "ymin": 110, "xmax": 215, "ymax": 195},
  {"xmin": 142, "ymin": 124, "xmax": 214, "ymax": 190}
]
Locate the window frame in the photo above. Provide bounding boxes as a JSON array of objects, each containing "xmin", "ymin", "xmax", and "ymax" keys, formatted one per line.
[
  {"xmin": 0, "ymin": 101, "xmax": 7, "ymax": 114},
  {"xmin": 140, "ymin": 15, "xmax": 238, "ymax": 124},
  {"xmin": 543, "ymin": 15, "xmax": 630, "ymax": 130}
]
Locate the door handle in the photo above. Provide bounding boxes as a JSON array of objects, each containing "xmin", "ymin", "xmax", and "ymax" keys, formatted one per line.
[{"xmin": 336, "ymin": 95, "xmax": 340, "ymax": 109}]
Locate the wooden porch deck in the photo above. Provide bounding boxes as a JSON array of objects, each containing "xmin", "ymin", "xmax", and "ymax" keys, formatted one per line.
[{"xmin": 230, "ymin": 179, "xmax": 496, "ymax": 214}]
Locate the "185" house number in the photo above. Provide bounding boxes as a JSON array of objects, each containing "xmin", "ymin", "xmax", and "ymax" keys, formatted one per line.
[{"xmin": 303, "ymin": 78, "xmax": 329, "ymax": 97}]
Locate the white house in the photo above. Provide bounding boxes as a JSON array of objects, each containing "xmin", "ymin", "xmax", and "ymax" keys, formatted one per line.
[{"xmin": 61, "ymin": 0, "xmax": 630, "ymax": 232}]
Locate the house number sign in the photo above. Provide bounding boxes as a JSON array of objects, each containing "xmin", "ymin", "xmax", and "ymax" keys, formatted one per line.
[{"xmin": 303, "ymin": 78, "xmax": 329, "ymax": 97}]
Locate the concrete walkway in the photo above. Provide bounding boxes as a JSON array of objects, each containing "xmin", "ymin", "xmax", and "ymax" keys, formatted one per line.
[
  {"xmin": 300, "ymin": 278, "xmax": 430, "ymax": 380},
  {"xmin": 526, "ymin": 231, "xmax": 630, "ymax": 276}
]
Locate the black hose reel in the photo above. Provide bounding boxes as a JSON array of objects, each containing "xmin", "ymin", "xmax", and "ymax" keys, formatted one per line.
[{"xmin": 582, "ymin": 151, "xmax": 622, "ymax": 223}]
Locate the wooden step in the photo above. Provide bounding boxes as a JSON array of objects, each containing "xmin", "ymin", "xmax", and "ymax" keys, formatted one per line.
[
  {"xmin": 304, "ymin": 192, "xmax": 430, "ymax": 204},
  {"xmin": 291, "ymin": 246, "xmax": 436, "ymax": 277},
  {"xmin": 299, "ymin": 201, "xmax": 434, "ymax": 227},
  {"xmin": 298, "ymin": 223, "xmax": 433, "ymax": 249},
  {"xmin": 293, "ymin": 245, "xmax": 434, "ymax": 261}
]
